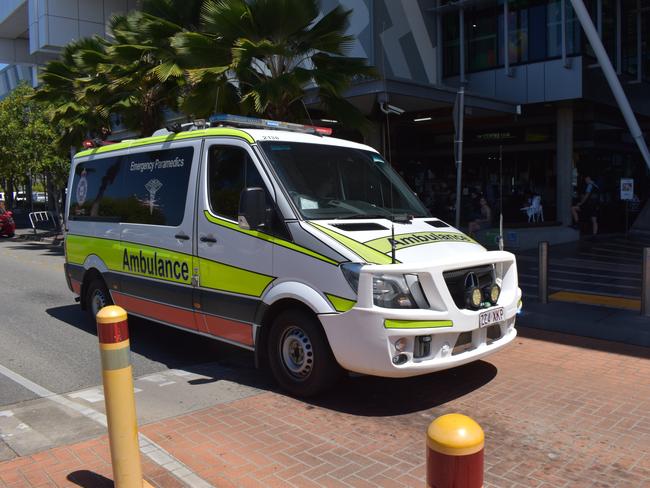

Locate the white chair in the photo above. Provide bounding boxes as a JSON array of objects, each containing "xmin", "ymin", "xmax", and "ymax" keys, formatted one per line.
[{"xmin": 521, "ymin": 195, "xmax": 544, "ymax": 223}]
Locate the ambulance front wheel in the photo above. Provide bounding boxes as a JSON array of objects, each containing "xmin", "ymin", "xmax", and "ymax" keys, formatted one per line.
[{"xmin": 268, "ymin": 309, "xmax": 342, "ymax": 397}]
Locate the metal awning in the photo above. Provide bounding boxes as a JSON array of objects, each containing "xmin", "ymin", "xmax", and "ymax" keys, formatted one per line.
[{"xmin": 305, "ymin": 78, "xmax": 519, "ymax": 116}]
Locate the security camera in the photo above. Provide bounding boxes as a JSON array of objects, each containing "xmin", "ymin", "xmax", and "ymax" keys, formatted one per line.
[{"xmin": 379, "ymin": 102, "xmax": 405, "ymax": 115}]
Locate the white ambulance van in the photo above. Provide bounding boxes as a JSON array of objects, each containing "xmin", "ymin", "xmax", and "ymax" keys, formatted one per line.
[{"xmin": 64, "ymin": 114, "xmax": 520, "ymax": 396}]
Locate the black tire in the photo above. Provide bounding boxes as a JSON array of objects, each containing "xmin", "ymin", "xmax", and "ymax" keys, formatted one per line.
[
  {"xmin": 267, "ymin": 309, "xmax": 342, "ymax": 397},
  {"xmin": 85, "ymin": 277, "xmax": 113, "ymax": 322}
]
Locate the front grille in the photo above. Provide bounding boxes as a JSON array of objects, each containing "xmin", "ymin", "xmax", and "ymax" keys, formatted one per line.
[
  {"xmin": 414, "ymin": 335, "xmax": 432, "ymax": 358},
  {"xmin": 452, "ymin": 331, "xmax": 473, "ymax": 355},
  {"xmin": 443, "ymin": 264, "xmax": 495, "ymax": 310},
  {"xmin": 486, "ymin": 324, "xmax": 502, "ymax": 344}
]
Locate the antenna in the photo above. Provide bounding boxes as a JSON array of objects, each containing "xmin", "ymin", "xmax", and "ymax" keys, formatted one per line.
[
  {"xmin": 391, "ymin": 223, "xmax": 397, "ymax": 264},
  {"xmin": 301, "ymin": 99, "xmax": 315, "ymax": 127}
]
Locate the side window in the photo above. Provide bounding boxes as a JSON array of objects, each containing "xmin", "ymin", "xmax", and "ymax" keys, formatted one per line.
[
  {"xmin": 208, "ymin": 145, "xmax": 265, "ymax": 221},
  {"xmin": 68, "ymin": 146, "xmax": 194, "ymax": 226},
  {"xmin": 69, "ymin": 156, "xmax": 123, "ymax": 221},
  {"xmin": 123, "ymin": 147, "xmax": 194, "ymax": 226}
]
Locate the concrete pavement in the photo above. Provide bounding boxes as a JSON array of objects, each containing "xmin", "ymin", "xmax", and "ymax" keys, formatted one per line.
[
  {"xmin": 0, "ymin": 238, "xmax": 254, "ymax": 406},
  {"xmin": 0, "ymin": 327, "xmax": 649, "ymax": 487},
  {"xmin": 1, "ymin": 233, "xmax": 650, "ymax": 486}
]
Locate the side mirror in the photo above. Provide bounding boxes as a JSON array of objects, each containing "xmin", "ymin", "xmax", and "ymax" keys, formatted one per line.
[{"xmin": 238, "ymin": 187, "xmax": 266, "ymax": 230}]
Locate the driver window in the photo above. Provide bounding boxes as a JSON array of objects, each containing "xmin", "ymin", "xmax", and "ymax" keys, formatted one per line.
[{"xmin": 208, "ymin": 145, "xmax": 265, "ymax": 221}]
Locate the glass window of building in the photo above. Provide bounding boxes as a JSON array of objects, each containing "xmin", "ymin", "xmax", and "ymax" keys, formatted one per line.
[
  {"xmin": 442, "ymin": 0, "xmax": 583, "ymax": 78},
  {"xmin": 443, "ymin": 13, "xmax": 460, "ymax": 77},
  {"xmin": 500, "ymin": 1, "xmax": 530, "ymax": 64},
  {"xmin": 602, "ymin": 0, "xmax": 617, "ymax": 61},
  {"xmin": 547, "ymin": 1, "xmax": 581, "ymax": 57},
  {"xmin": 528, "ymin": 1, "xmax": 549, "ymax": 61},
  {"xmin": 622, "ymin": 0, "xmax": 639, "ymax": 76},
  {"xmin": 466, "ymin": 6, "xmax": 499, "ymax": 71},
  {"xmin": 641, "ymin": 5, "xmax": 650, "ymax": 81}
]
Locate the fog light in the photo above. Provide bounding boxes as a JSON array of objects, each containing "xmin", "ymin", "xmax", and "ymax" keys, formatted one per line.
[
  {"xmin": 392, "ymin": 353, "xmax": 408, "ymax": 365},
  {"xmin": 488, "ymin": 284, "xmax": 501, "ymax": 305},
  {"xmin": 394, "ymin": 337, "xmax": 407, "ymax": 352},
  {"xmin": 465, "ymin": 287, "xmax": 482, "ymax": 309}
]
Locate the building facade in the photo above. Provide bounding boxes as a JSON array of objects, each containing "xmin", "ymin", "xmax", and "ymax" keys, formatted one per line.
[
  {"xmin": 0, "ymin": 0, "xmax": 137, "ymax": 97},
  {"xmin": 1, "ymin": 0, "xmax": 649, "ymax": 235},
  {"xmin": 336, "ymin": 0, "xmax": 650, "ymax": 234}
]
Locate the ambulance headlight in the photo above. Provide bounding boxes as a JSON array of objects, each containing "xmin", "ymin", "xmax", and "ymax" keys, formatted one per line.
[{"xmin": 372, "ymin": 274, "xmax": 429, "ymax": 309}]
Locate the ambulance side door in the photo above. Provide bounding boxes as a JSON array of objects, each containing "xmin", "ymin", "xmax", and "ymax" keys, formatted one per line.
[
  {"xmin": 195, "ymin": 139, "xmax": 277, "ymax": 347},
  {"xmin": 116, "ymin": 140, "xmax": 201, "ymax": 331}
]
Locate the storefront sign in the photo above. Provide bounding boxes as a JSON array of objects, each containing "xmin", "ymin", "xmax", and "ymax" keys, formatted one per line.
[{"xmin": 620, "ymin": 178, "xmax": 634, "ymax": 200}]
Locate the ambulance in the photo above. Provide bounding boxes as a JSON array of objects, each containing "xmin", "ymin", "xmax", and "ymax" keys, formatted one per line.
[{"xmin": 64, "ymin": 114, "xmax": 521, "ymax": 396}]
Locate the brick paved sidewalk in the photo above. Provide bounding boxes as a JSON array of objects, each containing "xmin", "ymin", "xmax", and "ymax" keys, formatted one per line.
[{"xmin": 1, "ymin": 327, "xmax": 649, "ymax": 487}]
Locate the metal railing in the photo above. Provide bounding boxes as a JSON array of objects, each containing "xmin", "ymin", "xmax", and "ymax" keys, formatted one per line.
[{"xmin": 28, "ymin": 211, "xmax": 60, "ymax": 235}]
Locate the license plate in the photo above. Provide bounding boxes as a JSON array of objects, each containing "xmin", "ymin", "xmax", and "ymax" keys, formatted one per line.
[{"xmin": 478, "ymin": 307, "xmax": 504, "ymax": 328}]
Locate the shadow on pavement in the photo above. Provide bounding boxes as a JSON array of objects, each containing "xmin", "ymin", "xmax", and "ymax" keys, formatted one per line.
[
  {"xmin": 45, "ymin": 304, "xmax": 272, "ymax": 388},
  {"xmin": 67, "ymin": 471, "xmax": 112, "ymax": 488},
  {"xmin": 306, "ymin": 360, "xmax": 497, "ymax": 416},
  {"xmin": 0, "ymin": 241, "xmax": 64, "ymax": 256},
  {"xmin": 46, "ymin": 303, "xmax": 498, "ymax": 416}
]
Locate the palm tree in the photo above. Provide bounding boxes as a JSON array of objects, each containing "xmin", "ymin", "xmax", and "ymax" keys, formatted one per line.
[
  {"xmin": 173, "ymin": 0, "xmax": 375, "ymax": 126},
  {"xmin": 94, "ymin": 0, "xmax": 204, "ymax": 136},
  {"xmin": 36, "ymin": 0, "xmax": 203, "ymax": 140},
  {"xmin": 32, "ymin": 37, "xmax": 110, "ymax": 150}
]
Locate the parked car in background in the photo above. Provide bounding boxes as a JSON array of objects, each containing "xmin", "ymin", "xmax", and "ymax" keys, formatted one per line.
[{"xmin": 0, "ymin": 203, "xmax": 15, "ymax": 237}]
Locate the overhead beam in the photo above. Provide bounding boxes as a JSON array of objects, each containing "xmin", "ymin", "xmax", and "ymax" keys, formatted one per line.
[{"xmin": 569, "ymin": 0, "xmax": 650, "ymax": 169}]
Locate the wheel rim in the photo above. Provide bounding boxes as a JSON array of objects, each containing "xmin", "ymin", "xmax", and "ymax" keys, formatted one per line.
[
  {"xmin": 279, "ymin": 326, "xmax": 313, "ymax": 380},
  {"xmin": 90, "ymin": 289, "xmax": 108, "ymax": 317}
]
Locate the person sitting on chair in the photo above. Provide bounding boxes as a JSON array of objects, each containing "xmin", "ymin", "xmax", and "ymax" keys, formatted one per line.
[{"xmin": 468, "ymin": 197, "xmax": 492, "ymax": 236}]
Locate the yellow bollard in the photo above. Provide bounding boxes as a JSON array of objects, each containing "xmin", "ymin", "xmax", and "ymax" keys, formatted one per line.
[
  {"xmin": 96, "ymin": 305, "xmax": 146, "ymax": 488},
  {"xmin": 426, "ymin": 413, "xmax": 484, "ymax": 488}
]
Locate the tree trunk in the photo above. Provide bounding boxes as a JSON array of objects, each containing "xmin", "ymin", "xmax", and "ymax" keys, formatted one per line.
[
  {"xmin": 46, "ymin": 172, "xmax": 56, "ymax": 212},
  {"xmin": 25, "ymin": 175, "xmax": 33, "ymax": 212},
  {"xmin": 6, "ymin": 178, "xmax": 14, "ymax": 209}
]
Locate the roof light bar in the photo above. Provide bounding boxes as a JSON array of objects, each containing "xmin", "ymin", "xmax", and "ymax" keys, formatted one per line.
[{"xmin": 209, "ymin": 114, "xmax": 333, "ymax": 136}]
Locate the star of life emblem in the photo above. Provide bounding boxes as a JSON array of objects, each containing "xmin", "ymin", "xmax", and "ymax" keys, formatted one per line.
[
  {"xmin": 144, "ymin": 178, "xmax": 163, "ymax": 215},
  {"xmin": 76, "ymin": 170, "xmax": 88, "ymax": 206}
]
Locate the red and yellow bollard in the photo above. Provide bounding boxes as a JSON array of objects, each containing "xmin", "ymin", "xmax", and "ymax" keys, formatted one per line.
[
  {"xmin": 96, "ymin": 305, "xmax": 147, "ymax": 488},
  {"xmin": 426, "ymin": 413, "xmax": 484, "ymax": 488}
]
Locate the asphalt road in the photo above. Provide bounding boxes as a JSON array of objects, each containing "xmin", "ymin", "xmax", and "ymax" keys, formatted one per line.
[{"xmin": 0, "ymin": 237, "xmax": 255, "ymax": 408}]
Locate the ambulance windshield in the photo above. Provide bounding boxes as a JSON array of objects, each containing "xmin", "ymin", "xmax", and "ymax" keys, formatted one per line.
[{"xmin": 260, "ymin": 142, "xmax": 429, "ymax": 220}]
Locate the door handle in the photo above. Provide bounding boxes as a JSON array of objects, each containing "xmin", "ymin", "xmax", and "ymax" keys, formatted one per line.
[
  {"xmin": 200, "ymin": 236, "xmax": 217, "ymax": 243},
  {"xmin": 174, "ymin": 233, "xmax": 190, "ymax": 241}
]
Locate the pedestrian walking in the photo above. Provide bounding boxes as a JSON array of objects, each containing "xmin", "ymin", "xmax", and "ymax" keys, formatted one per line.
[{"xmin": 571, "ymin": 175, "xmax": 600, "ymax": 236}]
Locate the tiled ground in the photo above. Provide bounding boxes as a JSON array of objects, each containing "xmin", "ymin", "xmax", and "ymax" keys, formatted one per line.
[{"xmin": 1, "ymin": 327, "xmax": 649, "ymax": 487}]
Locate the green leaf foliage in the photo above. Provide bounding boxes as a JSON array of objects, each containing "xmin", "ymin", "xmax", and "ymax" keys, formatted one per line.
[
  {"xmin": 34, "ymin": 0, "xmax": 376, "ymax": 145},
  {"xmin": 0, "ymin": 84, "xmax": 69, "ymax": 196}
]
